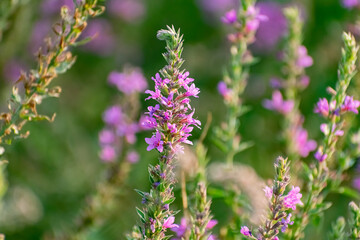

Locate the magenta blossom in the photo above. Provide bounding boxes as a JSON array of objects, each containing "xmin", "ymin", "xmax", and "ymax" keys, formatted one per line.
[
  {"xmin": 342, "ymin": 0, "xmax": 359, "ymax": 8},
  {"xmin": 217, "ymin": 81, "xmax": 232, "ymax": 100},
  {"xmin": 320, "ymin": 123, "xmax": 344, "ymax": 137},
  {"xmin": 314, "ymin": 149, "xmax": 328, "ymax": 162},
  {"xmin": 171, "ymin": 218, "xmax": 188, "ymax": 238},
  {"xmin": 296, "ymin": 45, "xmax": 313, "ymax": 68},
  {"xmin": 99, "ymin": 145, "xmax": 117, "ymax": 162},
  {"xmin": 126, "ymin": 151, "xmax": 139, "ymax": 163},
  {"xmin": 103, "ymin": 106, "xmax": 123, "ymax": 126},
  {"xmin": 141, "ymin": 116, "xmax": 157, "ymax": 129},
  {"xmin": 207, "ymin": 219, "xmax": 218, "ymax": 229},
  {"xmin": 108, "ymin": 68, "xmax": 148, "ymax": 94},
  {"xmin": 240, "ymin": 226, "xmax": 252, "ymax": 236},
  {"xmin": 264, "ymin": 186, "xmax": 273, "ymax": 199},
  {"xmin": 221, "ymin": 9, "xmax": 237, "ymax": 24},
  {"xmin": 294, "ymin": 128, "xmax": 317, "ymax": 157},
  {"xmin": 314, "ymin": 98, "xmax": 330, "ymax": 117},
  {"xmin": 99, "ymin": 129, "xmax": 116, "ymax": 145},
  {"xmin": 163, "ymin": 216, "xmax": 179, "ymax": 229},
  {"xmin": 281, "ymin": 213, "xmax": 294, "ymax": 232},
  {"xmin": 283, "ymin": 186, "xmax": 303, "ymax": 210},
  {"xmin": 353, "ymin": 177, "xmax": 360, "ymax": 191},
  {"xmin": 263, "ymin": 90, "xmax": 294, "ymax": 114},
  {"xmin": 145, "ymin": 131, "xmax": 164, "ymax": 152},
  {"xmin": 341, "ymin": 95, "xmax": 360, "ymax": 114}
]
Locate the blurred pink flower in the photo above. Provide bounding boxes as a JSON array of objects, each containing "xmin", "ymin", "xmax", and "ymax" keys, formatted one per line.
[
  {"xmin": 81, "ymin": 19, "xmax": 115, "ymax": 56},
  {"xmin": 107, "ymin": 0, "xmax": 145, "ymax": 22}
]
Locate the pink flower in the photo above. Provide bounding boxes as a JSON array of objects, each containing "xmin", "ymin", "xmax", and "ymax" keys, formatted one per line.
[
  {"xmin": 163, "ymin": 216, "xmax": 179, "ymax": 229},
  {"xmin": 126, "ymin": 151, "xmax": 139, "ymax": 163},
  {"xmin": 99, "ymin": 145, "xmax": 117, "ymax": 162},
  {"xmin": 314, "ymin": 98, "xmax": 330, "ymax": 117},
  {"xmin": 353, "ymin": 177, "xmax": 360, "ymax": 191},
  {"xmin": 294, "ymin": 128, "xmax": 317, "ymax": 157},
  {"xmin": 320, "ymin": 123, "xmax": 344, "ymax": 137},
  {"xmin": 314, "ymin": 149, "xmax": 328, "ymax": 162},
  {"xmin": 221, "ymin": 9, "xmax": 237, "ymax": 24},
  {"xmin": 103, "ymin": 106, "xmax": 123, "ymax": 126},
  {"xmin": 342, "ymin": 0, "xmax": 359, "ymax": 9},
  {"xmin": 283, "ymin": 186, "xmax": 303, "ymax": 210},
  {"xmin": 296, "ymin": 45, "xmax": 313, "ymax": 68},
  {"xmin": 206, "ymin": 219, "xmax": 218, "ymax": 229},
  {"xmin": 263, "ymin": 90, "xmax": 294, "ymax": 114},
  {"xmin": 141, "ymin": 116, "xmax": 157, "ymax": 129},
  {"xmin": 240, "ymin": 226, "xmax": 251, "ymax": 236},
  {"xmin": 145, "ymin": 131, "xmax": 164, "ymax": 152},
  {"xmin": 99, "ymin": 129, "xmax": 116, "ymax": 145},
  {"xmin": 341, "ymin": 96, "xmax": 360, "ymax": 114},
  {"xmin": 217, "ymin": 81, "xmax": 232, "ymax": 100},
  {"xmin": 108, "ymin": 68, "xmax": 148, "ymax": 94},
  {"xmin": 264, "ymin": 186, "xmax": 273, "ymax": 199}
]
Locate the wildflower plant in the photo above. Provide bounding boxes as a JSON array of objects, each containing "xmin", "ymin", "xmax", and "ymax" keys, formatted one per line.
[
  {"xmin": 214, "ymin": 0, "xmax": 266, "ymax": 166},
  {"xmin": 129, "ymin": 26, "xmax": 200, "ymax": 239},
  {"xmin": 263, "ymin": 7, "xmax": 316, "ymax": 160},
  {"xmin": 240, "ymin": 157, "xmax": 303, "ymax": 240},
  {"xmin": 286, "ymin": 32, "xmax": 360, "ymax": 240},
  {"xmin": 0, "ymin": 0, "xmax": 104, "ymax": 151}
]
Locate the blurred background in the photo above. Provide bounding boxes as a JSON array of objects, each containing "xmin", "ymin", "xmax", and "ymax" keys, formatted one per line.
[{"xmin": 1, "ymin": 0, "xmax": 360, "ymax": 239}]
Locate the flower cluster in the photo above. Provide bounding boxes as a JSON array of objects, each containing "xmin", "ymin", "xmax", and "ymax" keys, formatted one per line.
[
  {"xmin": 144, "ymin": 64, "xmax": 200, "ymax": 153},
  {"xmin": 240, "ymin": 157, "xmax": 303, "ymax": 240},
  {"xmin": 263, "ymin": 7, "xmax": 316, "ymax": 159},
  {"xmin": 171, "ymin": 218, "xmax": 217, "ymax": 239},
  {"xmin": 98, "ymin": 67, "xmax": 148, "ymax": 163},
  {"xmin": 131, "ymin": 26, "xmax": 201, "ymax": 239}
]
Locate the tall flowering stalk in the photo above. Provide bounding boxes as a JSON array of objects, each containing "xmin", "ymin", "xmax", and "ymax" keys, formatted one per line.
[
  {"xmin": 214, "ymin": 0, "xmax": 266, "ymax": 166},
  {"xmin": 263, "ymin": 7, "xmax": 316, "ymax": 161},
  {"xmin": 286, "ymin": 32, "xmax": 359, "ymax": 240},
  {"xmin": 240, "ymin": 157, "xmax": 303, "ymax": 240},
  {"xmin": 0, "ymin": 0, "xmax": 104, "ymax": 151},
  {"xmin": 69, "ymin": 67, "xmax": 148, "ymax": 239},
  {"xmin": 129, "ymin": 26, "xmax": 200, "ymax": 239}
]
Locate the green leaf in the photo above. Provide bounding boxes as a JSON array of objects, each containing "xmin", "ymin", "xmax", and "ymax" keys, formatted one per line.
[
  {"xmin": 136, "ymin": 207, "xmax": 146, "ymax": 223},
  {"xmin": 333, "ymin": 187, "xmax": 360, "ymax": 200}
]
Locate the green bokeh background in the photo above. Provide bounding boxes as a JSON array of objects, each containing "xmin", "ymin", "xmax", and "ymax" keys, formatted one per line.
[{"xmin": 0, "ymin": 0, "xmax": 360, "ymax": 239}]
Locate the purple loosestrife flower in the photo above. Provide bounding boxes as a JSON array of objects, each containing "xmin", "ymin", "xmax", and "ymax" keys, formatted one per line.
[
  {"xmin": 342, "ymin": 0, "xmax": 360, "ymax": 8},
  {"xmin": 314, "ymin": 98, "xmax": 331, "ymax": 117},
  {"xmin": 126, "ymin": 151, "xmax": 139, "ymax": 164},
  {"xmin": 108, "ymin": 67, "xmax": 148, "ymax": 95},
  {"xmin": 133, "ymin": 26, "xmax": 200, "ymax": 239},
  {"xmin": 107, "ymin": 0, "xmax": 145, "ymax": 22},
  {"xmin": 254, "ymin": 2, "xmax": 287, "ymax": 51},
  {"xmin": 245, "ymin": 6, "xmax": 268, "ymax": 33},
  {"xmin": 99, "ymin": 129, "xmax": 116, "ymax": 145},
  {"xmin": 341, "ymin": 96, "xmax": 360, "ymax": 113},
  {"xmin": 145, "ymin": 131, "xmax": 164, "ymax": 152},
  {"xmin": 283, "ymin": 186, "xmax": 303, "ymax": 210},
  {"xmin": 320, "ymin": 123, "xmax": 344, "ymax": 137},
  {"xmin": 240, "ymin": 226, "xmax": 252, "ymax": 236},
  {"xmin": 264, "ymin": 186, "xmax": 273, "ymax": 199},
  {"xmin": 99, "ymin": 145, "xmax": 116, "ymax": 162},
  {"xmin": 263, "ymin": 90, "xmax": 294, "ymax": 114},
  {"xmin": 296, "ymin": 45, "xmax": 313, "ymax": 68},
  {"xmin": 163, "ymin": 216, "xmax": 179, "ymax": 229},
  {"xmin": 217, "ymin": 81, "xmax": 232, "ymax": 100},
  {"xmin": 314, "ymin": 149, "xmax": 328, "ymax": 162},
  {"xmin": 206, "ymin": 219, "xmax": 218, "ymax": 229},
  {"xmin": 171, "ymin": 218, "xmax": 188, "ymax": 238},
  {"xmin": 294, "ymin": 128, "xmax": 317, "ymax": 157},
  {"xmin": 281, "ymin": 213, "xmax": 294, "ymax": 232},
  {"xmin": 103, "ymin": 105, "xmax": 123, "ymax": 126},
  {"xmin": 221, "ymin": 9, "xmax": 237, "ymax": 24}
]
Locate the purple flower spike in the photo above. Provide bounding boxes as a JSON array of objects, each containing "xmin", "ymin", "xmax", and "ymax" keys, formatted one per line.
[
  {"xmin": 341, "ymin": 95, "xmax": 360, "ymax": 114},
  {"xmin": 141, "ymin": 116, "xmax": 157, "ymax": 129},
  {"xmin": 99, "ymin": 129, "xmax": 116, "ymax": 145},
  {"xmin": 145, "ymin": 131, "xmax": 164, "ymax": 152},
  {"xmin": 296, "ymin": 45, "xmax": 313, "ymax": 68},
  {"xmin": 240, "ymin": 226, "xmax": 252, "ymax": 236},
  {"xmin": 283, "ymin": 186, "xmax": 303, "ymax": 210},
  {"xmin": 263, "ymin": 90, "xmax": 294, "ymax": 114},
  {"xmin": 221, "ymin": 9, "xmax": 237, "ymax": 24}
]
